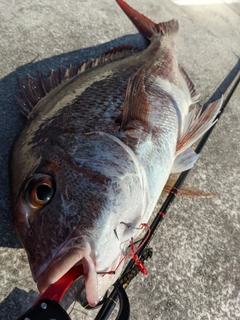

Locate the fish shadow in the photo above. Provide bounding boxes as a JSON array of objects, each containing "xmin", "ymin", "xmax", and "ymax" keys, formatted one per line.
[
  {"xmin": 0, "ymin": 278, "xmax": 87, "ymax": 319},
  {"xmin": 0, "ymin": 287, "xmax": 38, "ymax": 320},
  {"xmin": 0, "ymin": 33, "xmax": 148, "ymax": 249}
]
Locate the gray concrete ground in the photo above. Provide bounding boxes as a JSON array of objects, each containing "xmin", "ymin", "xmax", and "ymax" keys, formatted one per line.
[{"xmin": 0, "ymin": 0, "xmax": 240, "ymax": 319}]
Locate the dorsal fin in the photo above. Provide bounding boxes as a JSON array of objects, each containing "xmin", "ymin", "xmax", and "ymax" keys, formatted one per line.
[
  {"xmin": 179, "ymin": 65, "xmax": 200, "ymax": 103},
  {"xmin": 121, "ymin": 69, "xmax": 150, "ymax": 130},
  {"xmin": 17, "ymin": 45, "xmax": 140, "ymax": 118},
  {"xmin": 116, "ymin": 0, "xmax": 179, "ymax": 40}
]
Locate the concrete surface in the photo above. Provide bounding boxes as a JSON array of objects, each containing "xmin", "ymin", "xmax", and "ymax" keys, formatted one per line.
[{"xmin": 0, "ymin": 0, "xmax": 240, "ymax": 319}]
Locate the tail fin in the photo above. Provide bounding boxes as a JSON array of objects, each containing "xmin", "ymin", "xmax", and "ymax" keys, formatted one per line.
[{"xmin": 116, "ymin": 0, "xmax": 178, "ymax": 39}]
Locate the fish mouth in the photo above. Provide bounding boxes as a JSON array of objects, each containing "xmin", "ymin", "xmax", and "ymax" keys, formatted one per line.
[
  {"xmin": 35, "ymin": 239, "xmax": 123, "ymax": 307},
  {"xmin": 36, "ymin": 241, "xmax": 102, "ymax": 306}
]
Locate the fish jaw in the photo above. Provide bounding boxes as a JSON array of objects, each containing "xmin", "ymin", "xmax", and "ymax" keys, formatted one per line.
[
  {"xmin": 36, "ymin": 241, "xmax": 93, "ymax": 293},
  {"xmin": 35, "ymin": 240, "xmax": 125, "ymax": 307},
  {"xmin": 34, "ymin": 240, "xmax": 102, "ymax": 307}
]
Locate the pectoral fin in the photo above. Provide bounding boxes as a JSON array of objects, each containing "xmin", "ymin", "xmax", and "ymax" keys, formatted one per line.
[
  {"xmin": 171, "ymin": 147, "xmax": 198, "ymax": 173},
  {"xmin": 121, "ymin": 71, "xmax": 151, "ymax": 130}
]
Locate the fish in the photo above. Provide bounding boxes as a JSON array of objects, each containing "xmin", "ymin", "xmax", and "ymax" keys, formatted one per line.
[{"xmin": 9, "ymin": 0, "xmax": 222, "ymax": 307}]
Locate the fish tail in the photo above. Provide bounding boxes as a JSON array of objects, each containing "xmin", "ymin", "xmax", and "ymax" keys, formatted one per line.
[{"xmin": 116, "ymin": 0, "xmax": 178, "ymax": 39}]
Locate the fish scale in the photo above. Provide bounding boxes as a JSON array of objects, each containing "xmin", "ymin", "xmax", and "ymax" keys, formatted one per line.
[{"xmin": 57, "ymin": 66, "xmax": 139, "ymax": 133}]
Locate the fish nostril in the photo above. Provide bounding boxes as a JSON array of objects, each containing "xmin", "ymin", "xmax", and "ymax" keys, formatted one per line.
[
  {"xmin": 114, "ymin": 117, "xmax": 122, "ymax": 125},
  {"xmin": 27, "ymin": 227, "xmax": 33, "ymax": 237}
]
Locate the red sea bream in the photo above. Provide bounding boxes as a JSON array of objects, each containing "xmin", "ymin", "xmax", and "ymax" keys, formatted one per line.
[{"xmin": 10, "ymin": 0, "xmax": 222, "ymax": 306}]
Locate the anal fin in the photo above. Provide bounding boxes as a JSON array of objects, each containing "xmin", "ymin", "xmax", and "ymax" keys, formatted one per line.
[{"xmin": 163, "ymin": 175, "xmax": 218, "ymax": 198}]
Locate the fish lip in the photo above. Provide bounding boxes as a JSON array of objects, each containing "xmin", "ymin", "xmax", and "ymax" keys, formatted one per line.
[
  {"xmin": 36, "ymin": 242, "xmax": 93, "ymax": 295},
  {"xmin": 36, "ymin": 244, "xmax": 126, "ymax": 307},
  {"xmin": 33, "ymin": 224, "xmax": 94, "ymax": 292},
  {"xmin": 34, "ymin": 227, "xmax": 127, "ymax": 306}
]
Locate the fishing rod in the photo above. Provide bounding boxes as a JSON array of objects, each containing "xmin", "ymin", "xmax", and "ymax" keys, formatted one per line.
[{"xmin": 17, "ymin": 66, "xmax": 239, "ymax": 320}]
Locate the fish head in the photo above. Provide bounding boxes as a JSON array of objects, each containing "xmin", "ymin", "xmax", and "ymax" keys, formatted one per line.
[{"xmin": 10, "ymin": 125, "xmax": 149, "ymax": 306}]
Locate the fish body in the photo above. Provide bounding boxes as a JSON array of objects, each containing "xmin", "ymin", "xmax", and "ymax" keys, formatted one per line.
[{"xmin": 10, "ymin": 0, "xmax": 222, "ymax": 306}]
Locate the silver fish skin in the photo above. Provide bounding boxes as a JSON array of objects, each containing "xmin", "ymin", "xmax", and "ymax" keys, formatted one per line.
[{"xmin": 10, "ymin": 0, "xmax": 222, "ymax": 306}]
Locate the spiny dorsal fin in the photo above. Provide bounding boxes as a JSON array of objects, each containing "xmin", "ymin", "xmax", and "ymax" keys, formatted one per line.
[
  {"xmin": 163, "ymin": 175, "xmax": 218, "ymax": 198},
  {"xmin": 17, "ymin": 45, "xmax": 140, "ymax": 118},
  {"xmin": 116, "ymin": 0, "xmax": 178, "ymax": 39},
  {"xmin": 179, "ymin": 65, "xmax": 200, "ymax": 103},
  {"xmin": 121, "ymin": 69, "xmax": 150, "ymax": 130}
]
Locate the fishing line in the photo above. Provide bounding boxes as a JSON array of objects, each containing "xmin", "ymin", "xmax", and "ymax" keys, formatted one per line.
[{"xmin": 96, "ymin": 223, "xmax": 151, "ymax": 276}]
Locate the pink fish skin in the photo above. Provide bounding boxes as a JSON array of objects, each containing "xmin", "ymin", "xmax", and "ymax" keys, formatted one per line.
[{"xmin": 10, "ymin": 0, "xmax": 222, "ymax": 306}]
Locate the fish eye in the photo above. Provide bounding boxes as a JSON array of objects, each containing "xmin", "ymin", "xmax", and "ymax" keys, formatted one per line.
[{"xmin": 25, "ymin": 174, "xmax": 54, "ymax": 208}]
